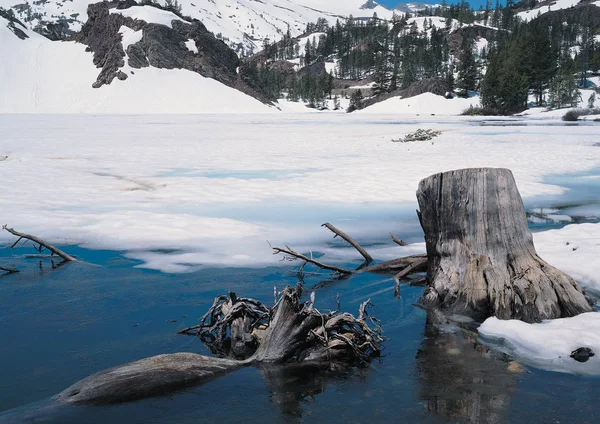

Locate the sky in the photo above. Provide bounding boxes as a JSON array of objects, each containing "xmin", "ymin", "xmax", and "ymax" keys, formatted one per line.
[{"xmin": 377, "ymin": 0, "xmax": 494, "ymax": 10}]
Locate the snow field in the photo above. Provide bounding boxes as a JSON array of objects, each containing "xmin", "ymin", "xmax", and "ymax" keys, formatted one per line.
[
  {"xmin": 110, "ymin": 6, "xmax": 185, "ymax": 28},
  {"xmin": 1, "ymin": 114, "xmax": 599, "ymax": 276},
  {"xmin": 358, "ymin": 92, "xmax": 480, "ymax": 115}
]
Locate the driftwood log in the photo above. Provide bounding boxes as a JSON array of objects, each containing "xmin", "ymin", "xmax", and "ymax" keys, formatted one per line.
[
  {"xmin": 417, "ymin": 168, "xmax": 594, "ymax": 323},
  {"xmin": 56, "ymin": 284, "xmax": 384, "ymax": 405}
]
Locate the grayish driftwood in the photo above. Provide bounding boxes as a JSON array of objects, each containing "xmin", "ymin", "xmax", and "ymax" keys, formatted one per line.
[
  {"xmin": 56, "ymin": 353, "xmax": 244, "ymax": 405},
  {"xmin": 3, "ymin": 226, "xmax": 76, "ymax": 262},
  {"xmin": 390, "ymin": 233, "xmax": 408, "ymax": 246},
  {"xmin": 416, "ymin": 168, "xmax": 594, "ymax": 323},
  {"xmin": 56, "ymin": 284, "xmax": 384, "ymax": 406},
  {"xmin": 322, "ymin": 222, "xmax": 373, "ymax": 263},
  {"xmin": 362, "ymin": 254, "xmax": 427, "ymax": 274},
  {"xmin": 271, "ymin": 223, "xmax": 426, "ymax": 281}
]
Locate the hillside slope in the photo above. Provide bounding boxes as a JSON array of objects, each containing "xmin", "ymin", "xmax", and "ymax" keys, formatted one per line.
[
  {"xmin": 0, "ymin": 0, "xmax": 394, "ymax": 55},
  {"xmin": 0, "ymin": 10, "xmax": 273, "ymax": 113}
]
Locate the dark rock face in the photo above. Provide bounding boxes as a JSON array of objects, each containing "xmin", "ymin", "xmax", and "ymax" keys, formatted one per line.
[
  {"xmin": 446, "ymin": 25, "xmax": 497, "ymax": 56},
  {"xmin": 1, "ymin": 7, "xmax": 29, "ymax": 40},
  {"xmin": 74, "ymin": 1, "xmax": 270, "ymax": 103},
  {"xmin": 36, "ymin": 21, "xmax": 72, "ymax": 41}
]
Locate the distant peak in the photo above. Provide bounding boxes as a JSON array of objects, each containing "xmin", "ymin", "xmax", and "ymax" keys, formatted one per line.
[{"xmin": 360, "ymin": 0, "xmax": 385, "ymax": 10}]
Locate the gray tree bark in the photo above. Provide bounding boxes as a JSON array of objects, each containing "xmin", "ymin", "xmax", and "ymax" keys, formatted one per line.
[{"xmin": 416, "ymin": 168, "xmax": 594, "ymax": 323}]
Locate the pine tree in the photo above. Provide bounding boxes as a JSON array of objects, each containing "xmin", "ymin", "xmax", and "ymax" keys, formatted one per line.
[
  {"xmin": 548, "ymin": 69, "xmax": 581, "ymax": 109},
  {"xmin": 457, "ymin": 36, "xmax": 477, "ymax": 93},
  {"xmin": 304, "ymin": 39, "xmax": 312, "ymax": 66},
  {"xmin": 348, "ymin": 89, "xmax": 364, "ymax": 112}
]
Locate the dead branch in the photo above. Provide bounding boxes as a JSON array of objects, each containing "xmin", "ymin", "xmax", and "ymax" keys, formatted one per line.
[
  {"xmin": 322, "ymin": 222, "xmax": 373, "ymax": 263},
  {"xmin": 272, "ymin": 245, "xmax": 353, "ymax": 275},
  {"xmin": 0, "ymin": 265, "xmax": 19, "ymax": 274},
  {"xmin": 390, "ymin": 233, "xmax": 408, "ymax": 246},
  {"xmin": 3, "ymin": 226, "xmax": 76, "ymax": 262},
  {"xmin": 393, "ymin": 257, "xmax": 428, "ymax": 282},
  {"xmin": 362, "ymin": 254, "xmax": 427, "ymax": 273},
  {"xmin": 392, "ymin": 257, "xmax": 428, "ymax": 297}
]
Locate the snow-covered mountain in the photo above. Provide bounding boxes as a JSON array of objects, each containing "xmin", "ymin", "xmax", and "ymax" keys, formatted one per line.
[
  {"xmin": 394, "ymin": 2, "xmax": 441, "ymax": 13},
  {"xmin": 0, "ymin": 0, "xmax": 394, "ymax": 55},
  {"xmin": 0, "ymin": 8, "xmax": 273, "ymax": 113}
]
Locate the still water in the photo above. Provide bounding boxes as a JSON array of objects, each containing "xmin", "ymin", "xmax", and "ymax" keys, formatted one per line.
[
  {"xmin": 1, "ymin": 246, "xmax": 599, "ymax": 424},
  {"xmin": 1, "ymin": 163, "xmax": 599, "ymax": 423}
]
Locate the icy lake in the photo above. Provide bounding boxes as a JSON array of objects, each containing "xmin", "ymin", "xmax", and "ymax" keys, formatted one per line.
[{"xmin": 1, "ymin": 114, "xmax": 599, "ymax": 422}]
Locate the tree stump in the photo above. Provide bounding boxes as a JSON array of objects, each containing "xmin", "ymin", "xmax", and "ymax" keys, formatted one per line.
[{"xmin": 416, "ymin": 168, "xmax": 594, "ymax": 323}]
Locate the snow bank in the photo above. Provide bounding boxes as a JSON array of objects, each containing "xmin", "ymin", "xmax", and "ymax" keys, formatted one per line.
[
  {"xmin": 185, "ymin": 39, "xmax": 198, "ymax": 54},
  {"xmin": 119, "ymin": 26, "xmax": 143, "ymax": 50},
  {"xmin": 0, "ymin": 16, "xmax": 273, "ymax": 113},
  {"xmin": 359, "ymin": 92, "xmax": 480, "ymax": 115},
  {"xmin": 479, "ymin": 313, "xmax": 600, "ymax": 375},
  {"xmin": 110, "ymin": 6, "xmax": 184, "ymax": 28},
  {"xmin": 534, "ymin": 223, "xmax": 600, "ymax": 291}
]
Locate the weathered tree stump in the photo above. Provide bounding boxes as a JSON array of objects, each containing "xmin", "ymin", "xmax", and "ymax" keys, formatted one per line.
[{"xmin": 416, "ymin": 168, "xmax": 594, "ymax": 323}]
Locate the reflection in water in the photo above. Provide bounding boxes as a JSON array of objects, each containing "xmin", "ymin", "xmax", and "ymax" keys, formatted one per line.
[
  {"xmin": 416, "ymin": 312, "xmax": 520, "ymax": 423},
  {"xmin": 259, "ymin": 364, "xmax": 328, "ymax": 418},
  {"xmin": 259, "ymin": 363, "xmax": 367, "ymax": 419}
]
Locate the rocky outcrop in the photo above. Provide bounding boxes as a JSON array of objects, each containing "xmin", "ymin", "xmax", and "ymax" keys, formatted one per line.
[
  {"xmin": 1, "ymin": 7, "xmax": 29, "ymax": 40},
  {"xmin": 297, "ymin": 60, "xmax": 326, "ymax": 78},
  {"xmin": 73, "ymin": 1, "xmax": 271, "ymax": 102},
  {"xmin": 35, "ymin": 21, "xmax": 72, "ymax": 41},
  {"xmin": 446, "ymin": 25, "xmax": 497, "ymax": 56}
]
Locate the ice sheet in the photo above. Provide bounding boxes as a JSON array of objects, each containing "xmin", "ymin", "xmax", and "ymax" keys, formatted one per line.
[{"xmin": 1, "ymin": 115, "xmax": 599, "ymax": 274}]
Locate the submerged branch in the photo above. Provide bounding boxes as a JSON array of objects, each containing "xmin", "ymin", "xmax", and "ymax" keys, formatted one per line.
[{"xmin": 0, "ymin": 265, "xmax": 19, "ymax": 274}]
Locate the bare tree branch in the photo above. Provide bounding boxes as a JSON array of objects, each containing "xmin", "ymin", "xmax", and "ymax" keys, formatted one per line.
[
  {"xmin": 393, "ymin": 257, "xmax": 428, "ymax": 281},
  {"xmin": 272, "ymin": 245, "xmax": 353, "ymax": 275},
  {"xmin": 390, "ymin": 233, "xmax": 408, "ymax": 246},
  {"xmin": 3, "ymin": 226, "xmax": 76, "ymax": 262},
  {"xmin": 322, "ymin": 222, "xmax": 373, "ymax": 263},
  {"xmin": 362, "ymin": 254, "xmax": 427, "ymax": 273}
]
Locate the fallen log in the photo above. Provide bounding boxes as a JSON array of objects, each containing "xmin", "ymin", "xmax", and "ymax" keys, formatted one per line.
[
  {"xmin": 55, "ymin": 353, "xmax": 243, "ymax": 405},
  {"xmin": 416, "ymin": 168, "xmax": 594, "ymax": 323},
  {"xmin": 56, "ymin": 284, "xmax": 384, "ymax": 405}
]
